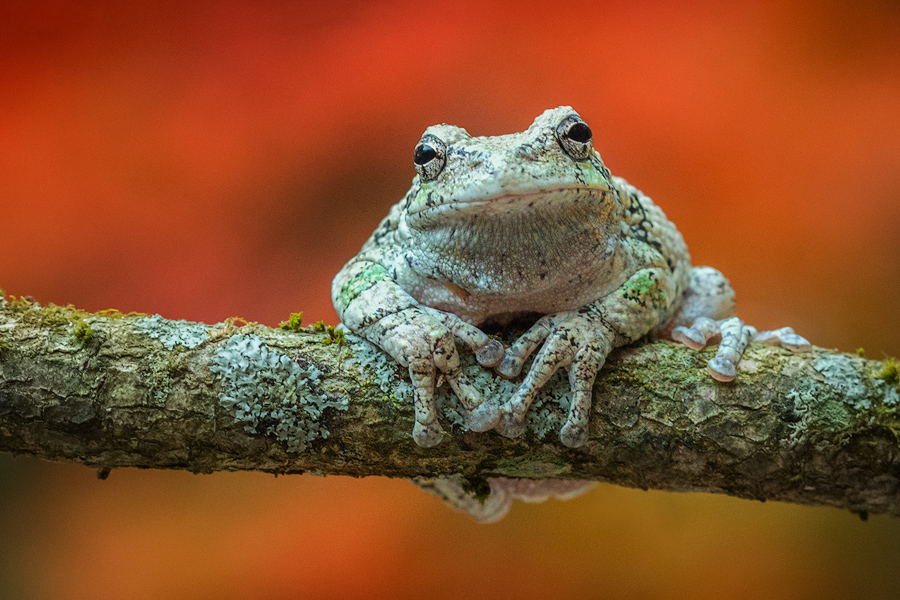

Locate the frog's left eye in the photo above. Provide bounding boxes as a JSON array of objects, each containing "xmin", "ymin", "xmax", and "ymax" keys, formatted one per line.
[
  {"xmin": 413, "ymin": 135, "xmax": 447, "ymax": 180},
  {"xmin": 555, "ymin": 115, "xmax": 593, "ymax": 161}
]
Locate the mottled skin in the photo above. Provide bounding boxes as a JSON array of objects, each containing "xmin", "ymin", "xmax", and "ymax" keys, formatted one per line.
[{"xmin": 333, "ymin": 107, "xmax": 809, "ymax": 451}]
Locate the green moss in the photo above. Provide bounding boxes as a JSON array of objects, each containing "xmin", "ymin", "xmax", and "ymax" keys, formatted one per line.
[
  {"xmin": 0, "ymin": 338, "xmax": 7, "ymax": 357},
  {"xmin": 322, "ymin": 328, "xmax": 345, "ymax": 346},
  {"xmin": 72, "ymin": 319, "xmax": 93, "ymax": 343},
  {"xmin": 625, "ymin": 342, "xmax": 707, "ymax": 397},
  {"xmin": 870, "ymin": 403, "xmax": 900, "ymax": 442},
  {"xmin": 861, "ymin": 357, "xmax": 900, "ymax": 444},
  {"xmin": 856, "ymin": 347, "xmax": 866, "ymax": 357},
  {"xmin": 310, "ymin": 320, "xmax": 345, "ymax": 346},
  {"xmin": 874, "ymin": 357, "xmax": 898, "ymax": 385},
  {"xmin": 279, "ymin": 312, "xmax": 304, "ymax": 331},
  {"xmin": 5, "ymin": 300, "xmax": 98, "ymax": 336},
  {"xmin": 97, "ymin": 308, "xmax": 151, "ymax": 318}
]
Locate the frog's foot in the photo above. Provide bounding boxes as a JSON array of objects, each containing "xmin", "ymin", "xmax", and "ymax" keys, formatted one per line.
[
  {"xmin": 672, "ymin": 316, "xmax": 754, "ymax": 382},
  {"xmin": 671, "ymin": 316, "xmax": 719, "ymax": 350},
  {"xmin": 425, "ymin": 308, "xmax": 503, "ymax": 431},
  {"xmin": 753, "ymin": 326, "xmax": 811, "ymax": 352},
  {"xmin": 373, "ymin": 307, "xmax": 501, "ymax": 446},
  {"xmin": 672, "ymin": 317, "xmax": 810, "ymax": 382},
  {"xmin": 428, "ymin": 309, "xmax": 505, "ymax": 369},
  {"xmin": 495, "ymin": 312, "xmax": 613, "ymax": 448}
]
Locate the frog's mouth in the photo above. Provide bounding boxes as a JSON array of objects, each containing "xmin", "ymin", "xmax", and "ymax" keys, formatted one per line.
[
  {"xmin": 407, "ymin": 186, "xmax": 613, "ymax": 225},
  {"xmin": 401, "ymin": 184, "xmax": 622, "ymax": 299}
]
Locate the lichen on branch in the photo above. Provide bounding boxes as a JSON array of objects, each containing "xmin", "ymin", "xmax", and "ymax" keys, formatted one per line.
[{"xmin": 0, "ymin": 294, "xmax": 898, "ymax": 518}]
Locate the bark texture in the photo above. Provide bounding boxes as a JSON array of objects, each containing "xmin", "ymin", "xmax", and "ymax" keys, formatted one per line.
[{"xmin": 0, "ymin": 295, "xmax": 898, "ymax": 517}]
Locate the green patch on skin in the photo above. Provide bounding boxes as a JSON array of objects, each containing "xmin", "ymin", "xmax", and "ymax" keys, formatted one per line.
[
  {"xmin": 279, "ymin": 312, "xmax": 304, "ymax": 331},
  {"xmin": 209, "ymin": 333, "xmax": 348, "ymax": 452},
  {"xmin": 72, "ymin": 319, "xmax": 93, "ymax": 343},
  {"xmin": 622, "ymin": 270, "xmax": 666, "ymax": 309},
  {"xmin": 337, "ymin": 263, "xmax": 388, "ymax": 312}
]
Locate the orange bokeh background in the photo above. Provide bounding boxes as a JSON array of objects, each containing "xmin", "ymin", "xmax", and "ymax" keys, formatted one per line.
[{"xmin": 1, "ymin": 1, "xmax": 899, "ymax": 598}]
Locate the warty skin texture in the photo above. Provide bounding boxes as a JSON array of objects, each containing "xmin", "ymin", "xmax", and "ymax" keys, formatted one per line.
[{"xmin": 332, "ymin": 106, "xmax": 809, "ymax": 454}]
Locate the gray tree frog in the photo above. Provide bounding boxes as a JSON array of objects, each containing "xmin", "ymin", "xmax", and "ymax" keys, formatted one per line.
[{"xmin": 333, "ymin": 106, "xmax": 809, "ymax": 450}]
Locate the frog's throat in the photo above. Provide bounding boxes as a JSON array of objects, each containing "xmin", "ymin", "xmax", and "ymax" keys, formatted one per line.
[{"xmin": 398, "ymin": 190, "xmax": 623, "ymax": 298}]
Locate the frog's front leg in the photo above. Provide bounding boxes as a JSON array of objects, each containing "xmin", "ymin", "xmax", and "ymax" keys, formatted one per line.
[
  {"xmin": 334, "ymin": 260, "xmax": 504, "ymax": 447},
  {"xmin": 495, "ymin": 268, "xmax": 671, "ymax": 448}
]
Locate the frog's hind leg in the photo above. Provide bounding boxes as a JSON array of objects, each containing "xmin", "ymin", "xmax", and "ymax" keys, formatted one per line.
[
  {"xmin": 411, "ymin": 476, "xmax": 595, "ymax": 523},
  {"xmin": 665, "ymin": 267, "xmax": 810, "ymax": 382}
]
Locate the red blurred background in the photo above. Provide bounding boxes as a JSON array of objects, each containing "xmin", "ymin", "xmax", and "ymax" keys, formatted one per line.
[{"xmin": 1, "ymin": 1, "xmax": 899, "ymax": 598}]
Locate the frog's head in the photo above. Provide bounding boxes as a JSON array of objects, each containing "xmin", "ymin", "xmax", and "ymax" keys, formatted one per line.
[{"xmin": 403, "ymin": 106, "xmax": 616, "ymax": 230}]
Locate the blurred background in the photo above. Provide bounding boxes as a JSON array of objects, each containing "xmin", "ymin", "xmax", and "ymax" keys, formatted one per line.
[{"xmin": 1, "ymin": 0, "xmax": 899, "ymax": 598}]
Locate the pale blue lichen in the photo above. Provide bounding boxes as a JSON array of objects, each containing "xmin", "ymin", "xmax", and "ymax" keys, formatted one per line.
[
  {"xmin": 785, "ymin": 353, "xmax": 900, "ymax": 448},
  {"xmin": 345, "ymin": 333, "xmax": 414, "ymax": 406},
  {"xmin": 209, "ymin": 334, "xmax": 348, "ymax": 452},
  {"xmin": 434, "ymin": 365, "xmax": 571, "ymax": 438},
  {"xmin": 135, "ymin": 314, "xmax": 211, "ymax": 349},
  {"xmin": 525, "ymin": 371, "xmax": 573, "ymax": 439},
  {"xmin": 785, "ymin": 380, "xmax": 817, "ymax": 442},
  {"xmin": 814, "ymin": 354, "xmax": 868, "ymax": 409},
  {"xmin": 883, "ymin": 385, "xmax": 899, "ymax": 408},
  {"xmin": 434, "ymin": 362, "xmax": 521, "ymax": 432}
]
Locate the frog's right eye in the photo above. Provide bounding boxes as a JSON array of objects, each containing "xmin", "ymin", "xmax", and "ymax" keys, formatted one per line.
[
  {"xmin": 555, "ymin": 115, "xmax": 593, "ymax": 161},
  {"xmin": 413, "ymin": 135, "xmax": 446, "ymax": 180}
]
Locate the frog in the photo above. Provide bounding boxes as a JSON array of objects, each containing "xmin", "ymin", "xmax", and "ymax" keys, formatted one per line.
[{"xmin": 332, "ymin": 106, "xmax": 810, "ymax": 451}]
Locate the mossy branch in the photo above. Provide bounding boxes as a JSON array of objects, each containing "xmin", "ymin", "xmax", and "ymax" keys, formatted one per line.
[{"xmin": 0, "ymin": 295, "xmax": 898, "ymax": 518}]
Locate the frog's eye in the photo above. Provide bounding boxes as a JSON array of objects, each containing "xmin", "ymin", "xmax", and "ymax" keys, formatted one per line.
[
  {"xmin": 413, "ymin": 135, "xmax": 446, "ymax": 180},
  {"xmin": 555, "ymin": 115, "xmax": 593, "ymax": 161}
]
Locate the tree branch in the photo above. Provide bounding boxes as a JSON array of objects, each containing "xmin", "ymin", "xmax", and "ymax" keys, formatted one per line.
[{"xmin": 1, "ymin": 295, "xmax": 898, "ymax": 518}]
